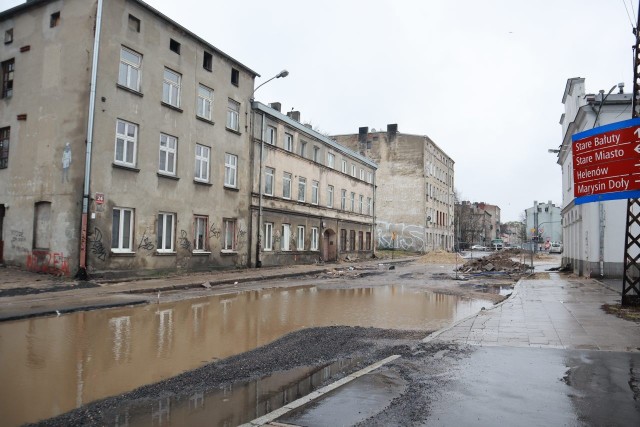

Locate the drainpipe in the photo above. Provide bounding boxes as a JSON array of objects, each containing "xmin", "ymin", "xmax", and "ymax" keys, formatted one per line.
[
  {"xmin": 77, "ymin": 0, "xmax": 104, "ymax": 280},
  {"xmin": 372, "ymin": 170, "xmax": 377, "ymax": 257},
  {"xmin": 599, "ymin": 202, "xmax": 605, "ymax": 277},
  {"xmin": 254, "ymin": 107, "xmax": 265, "ymax": 267}
]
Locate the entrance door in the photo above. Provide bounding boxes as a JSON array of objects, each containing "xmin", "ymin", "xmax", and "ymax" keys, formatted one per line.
[{"xmin": 323, "ymin": 229, "xmax": 337, "ymax": 262}]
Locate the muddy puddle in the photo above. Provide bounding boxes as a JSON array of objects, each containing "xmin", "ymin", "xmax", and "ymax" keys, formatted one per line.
[{"xmin": 0, "ymin": 284, "xmax": 491, "ymax": 426}]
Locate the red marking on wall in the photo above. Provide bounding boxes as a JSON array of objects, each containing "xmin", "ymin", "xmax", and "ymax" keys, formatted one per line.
[{"xmin": 26, "ymin": 250, "xmax": 71, "ymax": 276}]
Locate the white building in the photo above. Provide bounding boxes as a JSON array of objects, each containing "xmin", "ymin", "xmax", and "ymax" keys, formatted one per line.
[
  {"xmin": 555, "ymin": 77, "xmax": 631, "ymax": 278},
  {"xmin": 524, "ymin": 201, "xmax": 561, "ymax": 246}
]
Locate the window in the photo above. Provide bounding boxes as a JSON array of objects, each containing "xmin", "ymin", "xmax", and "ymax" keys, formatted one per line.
[
  {"xmin": 341, "ymin": 159, "xmax": 347, "ymax": 174},
  {"xmin": 114, "ymin": 119, "xmax": 137, "ymax": 167},
  {"xmin": 360, "ymin": 169, "xmax": 365, "ymax": 180},
  {"xmin": 299, "ymin": 141, "xmax": 307, "ymax": 157},
  {"xmin": 367, "ymin": 171, "xmax": 373, "ymax": 183},
  {"xmin": 367, "ymin": 197, "xmax": 372, "ymax": 215},
  {"xmin": 194, "ymin": 216, "xmax": 208, "ymax": 251},
  {"xmin": 340, "ymin": 229, "xmax": 347, "ymax": 251},
  {"xmin": 162, "ymin": 68, "xmax": 181, "ymax": 108},
  {"xmin": 327, "ymin": 153, "xmax": 335, "ymax": 168},
  {"xmin": 358, "ymin": 231, "xmax": 364, "ymax": 251},
  {"xmin": 284, "ymin": 133, "xmax": 293, "ymax": 152},
  {"xmin": 313, "ymin": 146, "xmax": 320, "ymax": 162},
  {"xmin": 264, "ymin": 222, "xmax": 273, "ymax": 250},
  {"xmin": 351, "ymin": 164, "xmax": 356, "ymax": 177},
  {"xmin": 359, "ymin": 195, "xmax": 364, "ymax": 213},
  {"xmin": 194, "ymin": 144, "xmax": 210, "ymax": 182},
  {"xmin": 265, "ymin": 167, "xmax": 274, "ymax": 196},
  {"xmin": 298, "ymin": 177, "xmax": 306, "ymax": 202},
  {"xmin": 223, "ymin": 219, "xmax": 236, "ymax": 251},
  {"xmin": 227, "ymin": 99, "xmax": 240, "ymax": 131},
  {"xmin": 203, "ymin": 51, "xmax": 212, "ymax": 71},
  {"xmin": 50, "ymin": 12, "xmax": 60, "ymax": 28},
  {"xmin": 112, "ymin": 207, "xmax": 134, "ymax": 252},
  {"xmin": 118, "ymin": 47, "xmax": 141, "ymax": 92},
  {"xmin": 297, "ymin": 226, "xmax": 305, "ymax": 250},
  {"xmin": 231, "ymin": 68, "xmax": 239, "ymax": 86},
  {"xmin": 169, "ymin": 38, "xmax": 181, "ymax": 54},
  {"xmin": 366, "ymin": 232, "xmax": 372, "ymax": 250},
  {"xmin": 266, "ymin": 126, "xmax": 277, "ymax": 145},
  {"xmin": 327, "ymin": 185, "xmax": 334, "ymax": 207},
  {"xmin": 350, "ymin": 230, "xmax": 356, "ymax": 251},
  {"xmin": 128, "ymin": 14, "xmax": 140, "ymax": 32},
  {"xmin": 311, "ymin": 227, "xmax": 319, "ymax": 251},
  {"xmin": 0, "ymin": 127, "xmax": 9, "ymax": 169},
  {"xmin": 158, "ymin": 133, "xmax": 177, "ymax": 175},
  {"xmin": 224, "ymin": 153, "xmax": 237, "ymax": 188},
  {"xmin": 157, "ymin": 212, "xmax": 175, "ymax": 253},
  {"xmin": 1, "ymin": 58, "xmax": 14, "ymax": 99},
  {"xmin": 311, "ymin": 180, "xmax": 319, "ymax": 205},
  {"xmin": 341, "ymin": 189, "xmax": 347, "ymax": 210},
  {"xmin": 350, "ymin": 192, "xmax": 355, "ymax": 212},
  {"xmin": 34, "ymin": 202, "xmax": 51, "ymax": 249},
  {"xmin": 283, "ymin": 172, "xmax": 292, "ymax": 199},
  {"xmin": 4, "ymin": 29, "xmax": 13, "ymax": 44},
  {"xmin": 281, "ymin": 224, "xmax": 291, "ymax": 251},
  {"xmin": 197, "ymin": 84, "xmax": 213, "ymax": 120}
]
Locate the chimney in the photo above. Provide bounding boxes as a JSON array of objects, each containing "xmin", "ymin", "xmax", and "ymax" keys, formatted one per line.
[
  {"xmin": 269, "ymin": 102, "xmax": 281, "ymax": 112},
  {"xmin": 287, "ymin": 111, "xmax": 300, "ymax": 122},
  {"xmin": 387, "ymin": 124, "xmax": 398, "ymax": 141},
  {"xmin": 358, "ymin": 127, "xmax": 368, "ymax": 144}
]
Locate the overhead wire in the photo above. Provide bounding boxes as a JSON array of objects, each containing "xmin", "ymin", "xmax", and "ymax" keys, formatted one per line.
[{"xmin": 623, "ymin": 0, "xmax": 635, "ymax": 29}]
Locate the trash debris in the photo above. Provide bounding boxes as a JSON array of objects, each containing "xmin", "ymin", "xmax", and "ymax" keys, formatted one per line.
[{"xmin": 201, "ymin": 281, "xmax": 211, "ymax": 288}]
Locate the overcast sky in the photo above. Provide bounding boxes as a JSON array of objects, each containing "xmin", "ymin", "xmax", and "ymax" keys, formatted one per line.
[{"xmin": 5, "ymin": 0, "xmax": 635, "ymax": 221}]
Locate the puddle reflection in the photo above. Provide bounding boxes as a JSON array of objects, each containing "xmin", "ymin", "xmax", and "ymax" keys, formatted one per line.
[{"xmin": 0, "ymin": 284, "xmax": 490, "ymax": 426}]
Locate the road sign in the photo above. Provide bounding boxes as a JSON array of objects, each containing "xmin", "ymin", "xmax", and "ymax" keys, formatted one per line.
[{"xmin": 572, "ymin": 118, "xmax": 640, "ymax": 205}]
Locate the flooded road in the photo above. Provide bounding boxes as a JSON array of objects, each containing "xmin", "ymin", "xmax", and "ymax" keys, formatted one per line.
[{"xmin": 0, "ymin": 283, "xmax": 491, "ymax": 426}]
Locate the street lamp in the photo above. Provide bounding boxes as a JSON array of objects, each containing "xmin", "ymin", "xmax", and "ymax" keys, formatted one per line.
[{"xmin": 252, "ymin": 70, "xmax": 289, "ymax": 267}]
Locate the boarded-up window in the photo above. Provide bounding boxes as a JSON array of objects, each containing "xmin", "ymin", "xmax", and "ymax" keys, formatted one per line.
[{"xmin": 34, "ymin": 202, "xmax": 51, "ymax": 249}]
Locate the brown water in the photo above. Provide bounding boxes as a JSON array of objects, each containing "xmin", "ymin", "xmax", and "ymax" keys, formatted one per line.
[{"xmin": 0, "ymin": 284, "xmax": 491, "ymax": 426}]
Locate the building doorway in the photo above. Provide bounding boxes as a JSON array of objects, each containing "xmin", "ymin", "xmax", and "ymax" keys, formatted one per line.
[{"xmin": 322, "ymin": 228, "xmax": 337, "ymax": 262}]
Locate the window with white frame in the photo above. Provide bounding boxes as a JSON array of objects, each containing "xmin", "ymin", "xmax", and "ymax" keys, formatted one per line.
[
  {"xmin": 313, "ymin": 146, "xmax": 320, "ymax": 162},
  {"xmin": 119, "ymin": 47, "xmax": 141, "ymax": 91},
  {"xmin": 227, "ymin": 99, "xmax": 240, "ymax": 131},
  {"xmin": 311, "ymin": 180, "xmax": 319, "ymax": 205},
  {"xmin": 224, "ymin": 153, "xmax": 238, "ymax": 188},
  {"xmin": 359, "ymin": 195, "xmax": 364, "ymax": 213},
  {"xmin": 223, "ymin": 219, "xmax": 236, "ymax": 251},
  {"xmin": 265, "ymin": 167, "xmax": 274, "ymax": 196},
  {"xmin": 157, "ymin": 212, "xmax": 175, "ymax": 252},
  {"xmin": 298, "ymin": 177, "xmax": 306, "ymax": 202},
  {"xmin": 194, "ymin": 215, "xmax": 208, "ymax": 251},
  {"xmin": 351, "ymin": 164, "xmax": 356, "ymax": 177},
  {"xmin": 367, "ymin": 197, "xmax": 372, "ymax": 215},
  {"xmin": 281, "ymin": 224, "xmax": 291, "ymax": 251},
  {"xmin": 311, "ymin": 227, "xmax": 319, "ymax": 251},
  {"xmin": 284, "ymin": 133, "xmax": 293, "ymax": 152},
  {"xmin": 197, "ymin": 84, "xmax": 213, "ymax": 120},
  {"xmin": 264, "ymin": 222, "xmax": 273, "ymax": 250},
  {"xmin": 350, "ymin": 192, "xmax": 355, "ymax": 211},
  {"xmin": 194, "ymin": 144, "xmax": 210, "ymax": 182},
  {"xmin": 367, "ymin": 171, "xmax": 373, "ymax": 183},
  {"xmin": 299, "ymin": 141, "xmax": 307, "ymax": 158},
  {"xmin": 297, "ymin": 226, "xmax": 305, "ymax": 250},
  {"xmin": 112, "ymin": 207, "xmax": 134, "ymax": 252},
  {"xmin": 327, "ymin": 185, "xmax": 334, "ymax": 207},
  {"xmin": 341, "ymin": 159, "xmax": 347, "ymax": 174},
  {"xmin": 341, "ymin": 189, "xmax": 346, "ymax": 210},
  {"xmin": 266, "ymin": 126, "xmax": 277, "ymax": 145},
  {"xmin": 162, "ymin": 68, "xmax": 181, "ymax": 108},
  {"xmin": 283, "ymin": 172, "xmax": 292, "ymax": 199},
  {"xmin": 359, "ymin": 169, "xmax": 365, "ymax": 180},
  {"xmin": 327, "ymin": 153, "xmax": 335, "ymax": 169},
  {"xmin": 158, "ymin": 133, "xmax": 177, "ymax": 175},
  {"xmin": 115, "ymin": 119, "xmax": 137, "ymax": 167}
]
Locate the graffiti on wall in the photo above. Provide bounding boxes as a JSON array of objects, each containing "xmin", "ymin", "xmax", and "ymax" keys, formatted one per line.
[
  {"xmin": 377, "ymin": 220, "xmax": 426, "ymax": 252},
  {"xmin": 209, "ymin": 224, "xmax": 221, "ymax": 239},
  {"xmin": 88, "ymin": 227, "xmax": 107, "ymax": 261},
  {"xmin": 26, "ymin": 250, "xmax": 70, "ymax": 276},
  {"xmin": 178, "ymin": 230, "xmax": 191, "ymax": 251},
  {"xmin": 236, "ymin": 227, "xmax": 247, "ymax": 249},
  {"xmin": 10, "ymin": 229, "xmax": 27, "ymax": 250},
  {"xmin": 138, "ymin": 229, "xmax": 155, "ymax": 252}
]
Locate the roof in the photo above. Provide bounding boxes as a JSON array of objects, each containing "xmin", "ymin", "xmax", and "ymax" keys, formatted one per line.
[
  {"xmin": 252, "ymin": 102, "xmax": 378, "ymax": 169},
  {"xmin": 562, "ymin": 77, "xmax": 585, "ymax": 103},
  {"xmin": 0, "ymin": 0, "xmax": 259, "ymax": 77}
]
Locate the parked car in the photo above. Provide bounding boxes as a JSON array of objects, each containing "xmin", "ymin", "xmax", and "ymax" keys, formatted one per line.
[
  {"xmin": 471, "ymin": 245, "xmax": 487, "ymax": 251},
  {"xmin": 549, "ymin": 242, "xmax": 563, "ymax": 254}
]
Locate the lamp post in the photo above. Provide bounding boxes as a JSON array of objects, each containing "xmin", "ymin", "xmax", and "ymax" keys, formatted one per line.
[{"xmin": 252, "ymin": 70, "xmax": 289, "ymax": 268}]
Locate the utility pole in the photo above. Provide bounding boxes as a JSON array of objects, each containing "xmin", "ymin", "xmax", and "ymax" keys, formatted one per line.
[{"xmin": 621, "ymin": 3, "xmax": 640, "ymax": 305}]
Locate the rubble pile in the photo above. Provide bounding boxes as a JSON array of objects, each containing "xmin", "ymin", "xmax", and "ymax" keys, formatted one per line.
[
  {"xmin": 417, "ymin": 250, "xmax": 463, "ymax": 264},
  {"xmin": 458, "ymin": 251, "xmax": 530, "ymax": 274}
]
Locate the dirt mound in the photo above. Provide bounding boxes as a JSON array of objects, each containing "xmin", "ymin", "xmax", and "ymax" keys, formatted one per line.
[
  {"xmin": 416, "ymin": 251, "xmax": 464, "ymax": 264},
  {"xmin": 458, "ymin": 251, "xmax": 530, "ymax": 274}
]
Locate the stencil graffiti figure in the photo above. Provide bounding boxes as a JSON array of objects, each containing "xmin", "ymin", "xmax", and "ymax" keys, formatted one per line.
[{"xmin": 61, "ymin": 142, "xmax": 72, "ymax": 183}]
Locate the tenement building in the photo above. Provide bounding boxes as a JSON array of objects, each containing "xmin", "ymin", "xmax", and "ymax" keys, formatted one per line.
[
  {"xmin": 0, "ymin": 0, "xmax": 258, "ymax": 276},
  {"xmin": 334, "ymin": 126, "xmax": 454, "ymax": 252},
  {"xmin": 250, "ymin": 103, "xmax": 377, "ymax": 266}
]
